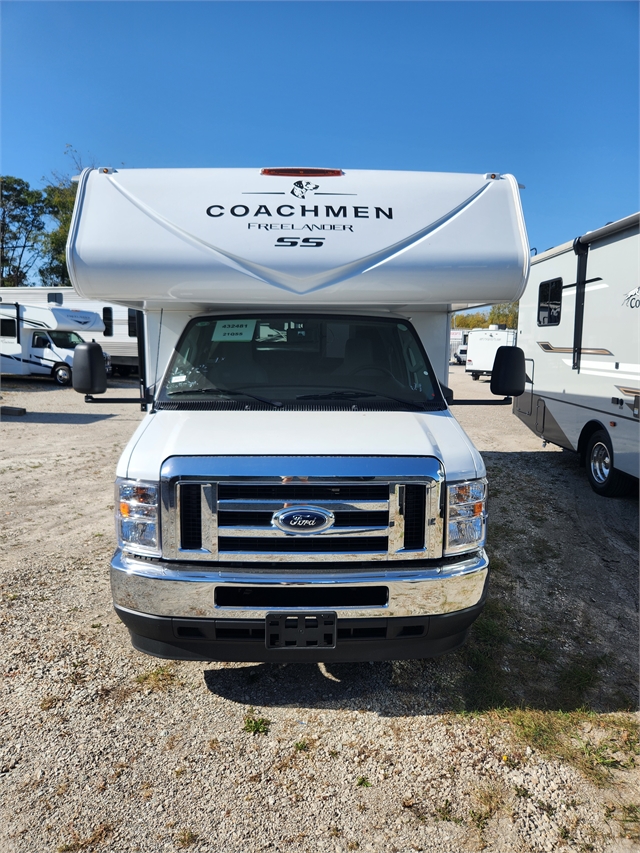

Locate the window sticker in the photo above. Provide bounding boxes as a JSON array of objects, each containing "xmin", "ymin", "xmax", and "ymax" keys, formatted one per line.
[{"xmin": 212, "ymin": 320, "xmax": 257, "ymax": 342}]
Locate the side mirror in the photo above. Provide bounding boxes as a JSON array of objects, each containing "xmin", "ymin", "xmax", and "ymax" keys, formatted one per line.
[
  {"xmin": 491, "ymin": 346, "xmax": 526, "ymax": 397},
  {"xmin": 440, "ymin": 384, "xmax": 454, "ymax": 404},
  {"xmin": 72, "ymin": 342, "xmax": 107, "ymax": 394}
]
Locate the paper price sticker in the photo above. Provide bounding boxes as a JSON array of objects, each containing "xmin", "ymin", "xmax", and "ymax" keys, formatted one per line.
[{"xmin": 212, "ymin": 320, "xmax": 257, "ymax": 342}]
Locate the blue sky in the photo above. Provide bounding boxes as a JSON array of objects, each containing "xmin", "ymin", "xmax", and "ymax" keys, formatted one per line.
[{"xmin": 1, "ymin": 1, "xmax": 638, "ymax": 253}]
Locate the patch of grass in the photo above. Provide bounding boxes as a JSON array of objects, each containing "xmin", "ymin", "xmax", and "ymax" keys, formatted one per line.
[
  {"xmin": 514, "ymin": 785, "xmax": 530, "ymax": 799},
  {"xmin": 294, "ymin": 740, "xmax": 309, "ymax": 752},
  {"xmin": 457, "ymin": 598, "xmax": 512, "ymax": 710},
  {"xmin": 135, "ymin": 665, "xmax": 177, "ymax": 691},
  {"xmin": 356, "ymin": 776, "xmax": 371, "ymax": 788},
  {"xmin": 505, "ymin": 709, "xmax": 640, "ymax": 785},
  {"xmin": 470, "ymin": 784, "xmax": 503, "ymax": 831},
  {"xmin": 555, "ymin": 654, "xmax": 607, "ymax": 707},
  {"xmin": 243, "ymin": 707, "xmax": 270, "ymax": 735},
  {"xmin": 175, "ymin": 828, "xmax": 198, "ymax": 848},
  {"xmin": 40, "ymin": 694, "xmax": 61, "ymax": 711},
  {"xmin": 57, "ymin": 823, "xmax": 113, "ymax": 852},
  {"xmin": 433, "ymin": 799, "xmax": 462, "ymax": 824}
]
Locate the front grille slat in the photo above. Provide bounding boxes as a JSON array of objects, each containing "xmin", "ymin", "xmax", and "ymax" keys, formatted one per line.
[
  {"xmin": 218, "ymin": 510, "xmax": 389, "ymax": 528},
  {"xmin": 403, "ymin": 484, "xmax": 426, "ymax": 549},
  {"xmin": 218, "ymin": 484, "xmax": 389, "ymax": 501},
  {"xmin": 180, "ymin": 484, "xmax": 202, "ymax": 549}
]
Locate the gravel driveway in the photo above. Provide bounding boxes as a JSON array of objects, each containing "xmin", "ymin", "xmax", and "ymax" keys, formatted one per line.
[{"xmin": 1, "ymin": 367, "xmax": 638, "ymax": 853}]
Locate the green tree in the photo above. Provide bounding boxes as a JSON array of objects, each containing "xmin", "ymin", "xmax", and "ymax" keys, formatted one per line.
[
  {"xmin": 39, "ymin": 179, "xmax": 77, "ymax": 286},
  {"xmin": 488, "ymin": 302, "xmax": 519, "ymax": 328},
  {"xmin": 0, "ymin": 176, "xmax": 47, "ymax": 286},
  {"xmin": 451, "ymin": 311, "xmax": 489, "ymax": 329}
]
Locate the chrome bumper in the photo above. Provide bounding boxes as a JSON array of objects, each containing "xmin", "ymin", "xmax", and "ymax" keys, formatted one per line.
[{"xmin": 111, "ymin": 548, "xmax": 489, "ymax": 620}]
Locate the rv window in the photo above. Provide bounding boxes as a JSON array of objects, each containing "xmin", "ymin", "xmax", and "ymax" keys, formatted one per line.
[
  {"xmin": 128, "ymin": 309, "xmax": 138, "ymax": 338},
  {"xmin": 0, "ymin": 319, "xmax": 17, "ymax": 337},
  {"xmin": 47, "ymin": 293, "xmax": 63, "ymax": 305},
  {"xmin": 103, "ymin": 307, "xmax": 114, "ymax": 337},
  {"xmin": 159, "ymin": 314, "xmax": 444, "ymax": 410},
  {"xmin": 538, "ymin": 278, "xmax": 562, "ymax": 326}
]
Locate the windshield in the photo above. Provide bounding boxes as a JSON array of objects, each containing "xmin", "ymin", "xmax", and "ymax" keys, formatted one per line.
[
  {"xmin": 159, "ymin": 315, "xmax": 443, "ymax": 410},
  {"xmin": 48, "ymin": 331, "xmax": 85, "ymax": 349}
]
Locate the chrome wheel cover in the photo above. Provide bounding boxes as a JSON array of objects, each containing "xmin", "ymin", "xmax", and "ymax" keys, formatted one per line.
[{"xmin": 590, "ymin": 441, "xmax": 611, "ymax": 484}]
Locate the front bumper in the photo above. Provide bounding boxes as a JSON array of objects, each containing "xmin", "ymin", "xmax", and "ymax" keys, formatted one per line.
[{"xmin": 111, "ymin": 548, "xmax": 489, "ymax": 661}]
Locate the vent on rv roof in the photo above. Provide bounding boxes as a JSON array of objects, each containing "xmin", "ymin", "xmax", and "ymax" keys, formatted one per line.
[{"xmin": 260, "ymin": 168, "xmax": 343, "ymax": 177}]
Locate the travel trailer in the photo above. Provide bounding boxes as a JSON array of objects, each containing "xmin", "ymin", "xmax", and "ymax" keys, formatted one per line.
[
  {"xmin": 68, "ymin": 166, "xmax": 528, "ymax": 662},
  {"xmin": 514, "ymin": 212, "xmax": 639, "ymax": 496},
  {"xmin": 0, "ymin": 287, "xmax": 138, "ymax": 375},
  {"xmin": 0, "ymin": 302, "xmax": 109, "ymax": 385},
  {"xmin": 465, "ymin": 326, "xmax": 517, "ymax": 380}
]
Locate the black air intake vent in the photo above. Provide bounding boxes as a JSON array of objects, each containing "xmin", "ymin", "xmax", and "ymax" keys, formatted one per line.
[
  {"xmin": 403, "ymin": 484, "xmax": 426, "ymax": 549},
  {"xmin": 180, "ymin": 484, "xmax": 202, "ymax": 549},
  {"xmin": 218, "ymin": 536, "xmax": 388, "ymax": 554},
  {"xmin": 218, "ymin": 484, "xmax": 389, "ymax": 501}
]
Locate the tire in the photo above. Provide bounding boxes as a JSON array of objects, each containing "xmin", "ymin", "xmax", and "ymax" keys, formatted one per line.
[
  {"xmin": 53, "ymin": 364, "xmax": 72, "ymax": 386},
  {"xmin": 116, "ymin": 366, "xmax": 132, "ymax": 378},
  {"xmin": 585, "ymin": 429, "xmax": 631, "ymax": 497},
  {"xmin": 472, "ymin": 373, "xmax": 479, "ymax": 381}
]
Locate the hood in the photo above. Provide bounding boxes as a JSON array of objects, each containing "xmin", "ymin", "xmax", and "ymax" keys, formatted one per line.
[{"xmin": 119, "ymin": 409, "xmax": 485, "ymax": 482}]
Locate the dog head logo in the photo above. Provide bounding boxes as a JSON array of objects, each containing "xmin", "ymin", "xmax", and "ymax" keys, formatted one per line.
[{"xmin": 291, "ymin": 181, "xmax": 319, "ymax": 199}]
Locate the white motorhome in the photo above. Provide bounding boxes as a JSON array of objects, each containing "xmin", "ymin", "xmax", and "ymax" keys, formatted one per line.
[
  {"xmin": 0, "ymin": 302, "xmax": 109, "ymax": 385},
  {"xmin": 0, "ymin": 287, "xmax": 139, "ymax": 375},
  {"xmin": 514, "ymin": 212, "xmax": 639, "ymax": 496},
  {"xmin": 465, "ymin": 326, "xmax": 517, "ymax": 380},
  {"xmin": 68, "ymin": 166, "xmax": 528, "ymax": 662}
]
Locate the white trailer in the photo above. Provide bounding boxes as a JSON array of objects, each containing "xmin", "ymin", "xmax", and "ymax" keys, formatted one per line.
[
  {"xmin": 0, "ymin": 287, "xmax": 139, "ymax": 375},
  {"xmin": 68, "ymin": 166, "xmax": 529, "ymax": 662},
  {"xmin": 0, "ymin": 302, "xmax": 108, "ymax": 385},
  {"xmin": 514, "ymin": 212, "xmax": 639, "ymax": 495},
  {"xmin": 465, "ymin": 326, "xmax": 517, "ymax": 379}
]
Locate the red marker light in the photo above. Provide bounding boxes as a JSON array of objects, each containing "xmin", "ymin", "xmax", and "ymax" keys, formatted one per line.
[{"xmin": 261, "ymin": 168, "xmax": 343, "ymax": 177}]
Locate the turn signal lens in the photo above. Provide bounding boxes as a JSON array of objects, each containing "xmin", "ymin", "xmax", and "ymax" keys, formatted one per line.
[{"xmin": 445, "ymin": 479, "xmax": 487, "ymax": 555}]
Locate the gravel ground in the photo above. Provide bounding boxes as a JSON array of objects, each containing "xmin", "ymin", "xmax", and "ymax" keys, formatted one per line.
[{"xmin": 1, "ymin": 367, "xmax": 638, "ymax": 853}]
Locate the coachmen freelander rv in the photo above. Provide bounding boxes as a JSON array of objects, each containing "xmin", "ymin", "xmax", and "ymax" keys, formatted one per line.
[
  {"xmin": 514, "ymin": 213, "xmax": 639, "ymax": 496},
  {"xmin": 0, "ymin": 288, "xmax": 139, "ymax": 376},
  {"xmin": 68, "ymin": 167, "xmax": 528, "ymax": 662},
  {"xmin": 0, "ymin": 302, "xmax": 110, "ymax": 385}
]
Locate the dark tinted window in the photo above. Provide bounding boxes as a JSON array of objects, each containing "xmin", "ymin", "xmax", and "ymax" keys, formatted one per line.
[
  {"xmin": 128, "ymin": 309, "xmax": 138, "ymax": 338},
  {"xmin": 102, "ymin": 307, "xmax": 113, "ymax": 337},
  {"xmin": 1, "ymin": 319, "xmax": 16, "ymax": 337},
  {"xmin": 47, "ymin": 293, "xmax": 63, "ymax": 305},
  {"xmin": 538, "ymin": 278, "xmax": 562, "ymax": 326}
]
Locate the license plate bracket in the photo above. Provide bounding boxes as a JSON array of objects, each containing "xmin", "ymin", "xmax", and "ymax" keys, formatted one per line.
[{"xmin": 265, "ymin": 612, "xmax": 337, "ymax": 650}]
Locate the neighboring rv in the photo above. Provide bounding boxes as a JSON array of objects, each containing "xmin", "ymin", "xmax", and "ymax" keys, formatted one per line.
[
  {"xmin": 514, "ymin": 212, "xmax": 639, "ymax": 496},
  {"xmin": 465, "ymin": 326, "xmax": 517, "ymax": 380},
  {"xmin": 0, "ymin": 287, "xmax": 138, "ymax": 375},
  {"xmin": 0, "ymin": 303, "xmax": 110, "ymax": 385},
  {"xmin": 68, "ymin": 166, "xmax": 529, "ymax": 662},
  {"xmin": 450, "ymin": 329, "xmax": 469, "ymax": 364}
]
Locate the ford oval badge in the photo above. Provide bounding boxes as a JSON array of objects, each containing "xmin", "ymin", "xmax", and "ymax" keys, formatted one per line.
[{"xmin": 272, "ymin": 505, "xmax": 335, "ymax": 535}]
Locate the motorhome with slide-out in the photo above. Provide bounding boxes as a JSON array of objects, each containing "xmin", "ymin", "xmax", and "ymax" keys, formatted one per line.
[
  {"xmin": 0, "ymin": 287, "xmax": 139, "ymax": 376},
  {"xmin": 514, "ymin": 212, "xmax": 639, "ymax": 496},
  {"xmin": 0, "ymin": 302, "xmax": 109, "ymax": 385},
  {"xmin": 68, "ymin": 166, "xmax": 528, "ymax": 662}
]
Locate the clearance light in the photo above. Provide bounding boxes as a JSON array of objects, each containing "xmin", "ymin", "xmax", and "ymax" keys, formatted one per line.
[{"xmin": 260, "ymin": 168, "xmax": 343, "ymax": 177}]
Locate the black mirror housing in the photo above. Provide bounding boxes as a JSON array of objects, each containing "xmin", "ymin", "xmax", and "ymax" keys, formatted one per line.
[
  {"xmin": 490, "ymin": 346, "xmax": 526, "ymax": 397},
  {"xmin": 440, "ymin": 384, "xmax": 454, "ymax": 404},
  {"xmin": 72, "ymin": 342, "xmax": 107, "ymax": 394}
]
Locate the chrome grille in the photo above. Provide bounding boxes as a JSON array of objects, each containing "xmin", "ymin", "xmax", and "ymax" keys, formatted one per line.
[{"xmin": 160, "ymin": 456, "xmax": 444, "ymax": 563}]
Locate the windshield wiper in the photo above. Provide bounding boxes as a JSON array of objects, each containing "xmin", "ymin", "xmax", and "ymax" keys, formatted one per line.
[
  {"xmin": 296, "ymin": 391, "xmax": 375, "ymax": 401},
  {"xmin": 296, "ymin": 389, "xmax": 427, "ymax": 410},
  {"xmin": 166, "ymin": 387, "xmax": 282, "ymax": 408}
]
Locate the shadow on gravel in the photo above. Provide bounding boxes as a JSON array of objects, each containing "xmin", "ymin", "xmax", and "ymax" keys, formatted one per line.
[
  {"xmin": 205, "ymin": 448, "xmax": 638, "ymax": 717},
  {"xmin": 10, "ymin": 412, "xmax": 117, "ymax": 424}
]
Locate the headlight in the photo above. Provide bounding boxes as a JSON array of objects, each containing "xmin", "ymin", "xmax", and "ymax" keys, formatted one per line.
[
  {"xmin": 444, "ymin": 479, "xmax": 487, "ymax": 555},
  {"xmin": 116, "ymin": 478, "xmax": 160, "ymax": 556}
]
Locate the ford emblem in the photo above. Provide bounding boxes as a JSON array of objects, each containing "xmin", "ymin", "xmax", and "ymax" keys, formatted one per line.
[{"xmin": 272, "ymin": 505, "xmax": 335, "ymax": 535}]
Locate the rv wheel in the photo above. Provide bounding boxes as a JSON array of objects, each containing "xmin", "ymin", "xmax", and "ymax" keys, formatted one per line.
[
  {"xmin": 53, "ymin": 364, "xmax": 72, "ymax": 386},
  {"xmin": 472, "ymin": 373, "xmax": 479, "ymax": 381},
  {"xmin": 585, "ymin": 429, "xmax": 630, "ymax": 497}
]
